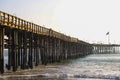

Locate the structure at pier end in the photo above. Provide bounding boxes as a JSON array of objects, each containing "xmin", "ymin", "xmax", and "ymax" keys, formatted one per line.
[{"xmin": 92, "ymin": 44, "xmax": 120, "ymax": 54}]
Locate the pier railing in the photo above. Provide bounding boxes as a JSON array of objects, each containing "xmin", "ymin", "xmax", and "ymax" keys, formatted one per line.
[{"xmin": 0, "ymin": 11, "xmax": 79, "ymax": 42}]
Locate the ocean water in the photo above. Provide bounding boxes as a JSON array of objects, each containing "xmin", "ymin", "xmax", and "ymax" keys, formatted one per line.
[{"xmin": 2, "ymin": 52, "xmax": 120, "ymax": 80}]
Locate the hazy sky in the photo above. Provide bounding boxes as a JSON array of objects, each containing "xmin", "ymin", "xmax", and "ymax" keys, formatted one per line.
[{"xmin": 0, "ymin": 0, "xmax": 120, "ymax": 44}]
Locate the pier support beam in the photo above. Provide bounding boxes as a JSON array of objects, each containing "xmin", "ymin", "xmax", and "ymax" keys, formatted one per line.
[
  {"xmin": 11, "ymin": 29, "xmax": 18, "ymax": 72},
  {"xmin": 7, "ymin": 29, "xmax": 12, "ymax": 70},
  {"xmin": 0, "ymin": 27, "xmax": 4, "ymax": 74},
  {"xmin": 28, "ymin": 33, "xmax": 33, "ymax": 69},
  {"xmin": 23, "ymin": 31, "xmax": 27, "ymax": 69}
]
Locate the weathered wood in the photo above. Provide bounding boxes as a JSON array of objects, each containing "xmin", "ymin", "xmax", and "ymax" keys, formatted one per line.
[
  {"xmin": 28, "ymin": 33, "xmax": 33, "ymax": 69},
  {"xmin": 41, "ymin": 36, "xmax": 47, "ymax": 65},
  {"xmin": 18, "ymin": 31, "xmax": 21, "ymax": 66},
  {"xmin": 11, "ymin": 29, "xmax": 18, "ymax": 72},
  {"xmin": 23, "ymin": 31, "xmax": 27, "ymax": 69},
  {"xmin": 7, "ymin": 29, "xmax": 12, "ymax": 70},
  {"xmin": 35, "ymin": 35, "xmax": 39, "ymax": 66},
  {"xmin": 0, "ymin": 27, "xmax": 4, "ymax": 74}
]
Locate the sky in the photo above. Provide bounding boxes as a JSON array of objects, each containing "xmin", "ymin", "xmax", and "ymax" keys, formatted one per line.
[{"xmin": 0, "ymin": 0, "xmax": 120, "ymax": 44}]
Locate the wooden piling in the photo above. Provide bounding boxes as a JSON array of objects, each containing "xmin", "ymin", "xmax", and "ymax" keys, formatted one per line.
[
  {"xmin": 7, "ymin": 29, "xmax": 12, "ymax": 70},
  {"xmin": 0, "ymin": 27, "xmax": 4, "ymax": 74},
  {"xmin": 35, "ymin": 35, "xmax": 39, "ymax": 66},
  {"xmin": 18, "ymin": 31, "xmax": 21, "ymax": 66},
  {"xmin": 11, "ymin": 29, "xmax": 18, "ymax": 72},
  {"xmin": 28, "ymin": 33, "xmax": 33, "ymax": 69},
  {"xmin": 23, "ymin": 31, "xmax": 27, "ymax": 69}
]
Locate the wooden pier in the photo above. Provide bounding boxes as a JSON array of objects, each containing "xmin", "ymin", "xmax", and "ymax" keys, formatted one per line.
[{"xmin": 0, "ymin": 11, "xmax": 93, "ymax": 74}]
